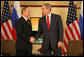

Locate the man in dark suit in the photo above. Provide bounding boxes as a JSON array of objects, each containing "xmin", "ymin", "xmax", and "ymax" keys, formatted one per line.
[
  {"xmin": 15, "ymin": 7, "xmax": 33, "ymax": 56},
  {"xmin": 30, "ymin": 3, "xmax": 63, "ymax": 56}
]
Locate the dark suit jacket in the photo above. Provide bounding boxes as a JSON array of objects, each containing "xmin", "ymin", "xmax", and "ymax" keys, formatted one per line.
[
  {"xmin": 34, "ymin": 13, "xmax": 63, "ymax": 49},
  {"xmin": 15, "ymin": 16, "xmax": 32, "ymax": 51}
]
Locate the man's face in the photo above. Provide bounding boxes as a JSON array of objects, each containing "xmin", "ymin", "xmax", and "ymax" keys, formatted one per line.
[
  {"xmin": 42, "ymin": 5, "xmax": 48, "ymax": 16},
  {"xmin": 24, "ymin": 8, "xmax": 30, "ymax": 18}
]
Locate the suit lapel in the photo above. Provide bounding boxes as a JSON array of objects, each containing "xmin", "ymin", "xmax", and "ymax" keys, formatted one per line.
[
  {"xmin": 43, "ymin": 16, "xmax": 49, "ymax": 31},
  {"xmin": 21, "ymin": 16, "xmax": 26, "ymax": 22},
  {"xmin": 43, "ymin": 14, "xmax": 55, "ymax": 31},
  {"xmin": 21, "ymin": 16, "xmax": 30, "ymax": 25},
  {"xmin": 50, "ymin": 14, "xmax": 54, "ymax": 30}
]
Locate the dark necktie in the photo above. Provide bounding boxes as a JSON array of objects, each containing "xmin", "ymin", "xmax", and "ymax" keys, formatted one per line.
[{"xmin": 27, "ymin": 19, "xmax": 30, "ymax": 25}]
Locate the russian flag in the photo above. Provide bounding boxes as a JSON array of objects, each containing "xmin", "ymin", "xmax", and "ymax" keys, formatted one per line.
[
  {"xmin": 79, "ymin": 1, "xmax": 83, "ymax": 40},
  {"xmin": 12, "ymin": 1, "xmax": 21, "ymax": 40}
]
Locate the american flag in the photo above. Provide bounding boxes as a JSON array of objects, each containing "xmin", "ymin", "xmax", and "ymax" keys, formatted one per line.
[
  {"xmin": 62, "ymin": 1, "xmax": 81, "ymax": 55},
  {"xmin": 1, "ymin": 1, "xmax": 17, "ymax": 40}
]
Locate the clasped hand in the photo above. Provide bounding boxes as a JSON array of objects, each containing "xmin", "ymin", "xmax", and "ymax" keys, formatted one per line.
[{"xmin": 29, "ymin": 37, "xmax": 35, "ymax": 43}]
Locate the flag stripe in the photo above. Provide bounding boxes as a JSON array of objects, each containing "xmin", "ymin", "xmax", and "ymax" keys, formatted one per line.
[
  {"xmin": 72, "ymin": 20, "xmax": 81, "ymax": 40},
  {"xmin": 69, "ymin": 23, "xmax": 79, "ymax": 40},
  {"xmin": 62, "ymin": 45, "xmax": 67, "ymax": 52},
  {"xmin": 8, "ymin": 19, "xmax": 12, "ymax": 29},
  {"xmin": 1, "ymin": 33, "xmax": 4, "ymax": 40},
  {"xmin": 65, "ymin": 29, "xmax": 71, "ymax": 40},
  {"xmin": 6, "ymin": 20, "xmax": 12, "ymax": 33},
  {"xmin": 63, "ymin": 38, "xmax": 68, "ymax": 51},
  {"xmin": 64, "ymin": 33, "xmax": 68, "ymax": 44},
  {"xmin": 3, "ymin": 22, "xmax": 13, "ymax": 40},
  {"xmin": 63, "ymin": 44, "xmax": 67, "ymax": 53},
  {"xmin": 68, "ymin": 25, "xmax": 76, "ymax": 40},
  {"xmin": 79, "ymin": 12, "xmax": 83, "ymax": 40},
  {"xmin": 62, "ymin": 47, "xmax": 67, "ymax": 56},
  {"xmin": 12, "ymin": 26, "xmax": 17, "ymax": 40},
  {"xmin": 65, "ymin": 25, "xmax": 74, "ymax": 40},
  {"xmin": 6, "ymin": 19, "xmax": 16, "ymax": 40},
  {"xmin": 1, "ymin": 24, "xmax": 10, "ymax": 40},
  {"xmin": 1, "ymin": 26, "xmax": 7, "ymax": 40},
  {"xmin": 64, "ymin": 33, "xmax": 68, "ymax": 51},
  {"xmin": 75, "ymin": 20, "xmax": 81, "ymax": 34}
]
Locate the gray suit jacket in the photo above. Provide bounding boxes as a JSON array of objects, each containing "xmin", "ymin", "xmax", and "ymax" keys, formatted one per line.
[{"xmin": 34, "ymin": 13, "xmax": 63, "ymax": 49}]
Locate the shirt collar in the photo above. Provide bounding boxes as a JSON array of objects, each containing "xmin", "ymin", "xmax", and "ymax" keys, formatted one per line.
[
  {"xmin": 22, "ymin": 15, "xmax": 28, "ymax": 21},
  {"xmin": 46, "ymin": 12, "xmax": 51, "ymax": 17}
]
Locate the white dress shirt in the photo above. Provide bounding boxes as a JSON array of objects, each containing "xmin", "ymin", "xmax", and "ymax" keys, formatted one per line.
[
  {"xmin": 22, "ymin": 15, "xmax": 28, "ymax": 21},
  {"xmin": 46, "ymin": 12, "xmax": 51, "ymax": 24}
]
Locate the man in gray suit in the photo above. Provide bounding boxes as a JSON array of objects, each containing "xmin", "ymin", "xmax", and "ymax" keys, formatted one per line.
[{"xmin": 30, "ymin": 3, "xmax": 63, "ymax": 56}]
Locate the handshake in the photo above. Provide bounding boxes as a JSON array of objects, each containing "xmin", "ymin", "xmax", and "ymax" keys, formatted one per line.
[{"xmin": 29, "ymin": 37, "xmax": 35, "ymax": 43}]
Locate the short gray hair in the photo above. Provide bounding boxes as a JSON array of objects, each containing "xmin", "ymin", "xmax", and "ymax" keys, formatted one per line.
[{"xmin": 43, "ymin": 3, "xmax": 51, "ymax": 11}]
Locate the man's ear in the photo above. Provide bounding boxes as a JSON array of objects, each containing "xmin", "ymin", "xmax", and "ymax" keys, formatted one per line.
[{"xmin": 23, "ymin": 11, "xmax": 25, "ymax": 14}]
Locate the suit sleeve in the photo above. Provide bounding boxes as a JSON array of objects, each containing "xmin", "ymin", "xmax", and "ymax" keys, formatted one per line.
[
  {"xmin": 34, "ymin": 18, "xmax": 42, "ymax": 40},
  {"xmin": 15, "ymin": 20, "xmax": 29, "ymax": 42},
  {"xmin": 30, "ymin": 21, "xmax": 33, "ymax": 37},
  {"xmin": 57, "ymin": 15, "xmax": 63, "ymax": 42}
]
